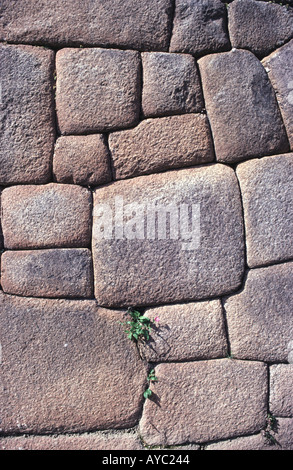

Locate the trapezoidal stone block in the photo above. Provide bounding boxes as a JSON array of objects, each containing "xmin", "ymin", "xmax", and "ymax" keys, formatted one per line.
[
  {"xmin": 92, "ymin": 164, "xmax": 245, "ymax": 307},
  {"xmin": 56, "ymin": 48, "xmax": 141, "ymax": 135},
  {"xmin": 139, "ymin": 359, "xmax": 268, "ymax": 445},
  {"xmin": 0, "ymin": 292, "xmax": 147, "ymax": 434},
  {"xmin": 228, "ymin": 0, "xmax": 293, "ymax": 58},
  {"xmin": 0, "ymin": 0, "xmax": 173, "ymax": 51},
  {"xmin": 139, "ymin": 300, "xmax": 227, "ymax": 362},
  {"xmin": 198, "ymin": 49, "xmax": 289, "ymax": 163},
  {"xmin": 169, "ymin": 0, "xmax": 230, "ymax": 57},
  {"xmin": 262, "ymin": 40, "xmax": 293, "ymax": 150},
  {"xmin": 141, "ymin": 52, "xmax": 204, "ymax": 117},
  {"xmin": 1, "ymin": 249, "xmax": 93, "ymax": 299},
  {"xmin": 1, "ymin": 184, "xmax": 92, "ymax": 249},
  {"xmin": 236, "ymin": 154, "xmax": 293, "ymax": 268},
  {"xmin": 270, "ymin": 365, "xmax": 293, "ymax": 418},
  {"xmin": 109, "ymin": 114, "xmax": 214, "ymax": 180},
  {"xmin": 53, "ymin": 135, "xmax": 112, "ymax": 186},
  {"xmin": 224, "ymin": 262, "xmax": 293, "ymax": 362},
  {"xmin": 0, "ymin": 44, "xmax": 55, "ymax": 184}
]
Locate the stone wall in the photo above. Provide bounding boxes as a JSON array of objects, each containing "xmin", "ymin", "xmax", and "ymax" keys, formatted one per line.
[{"xmin": 0, "ymin": 0, "xmax": 292, "ymax": 451}]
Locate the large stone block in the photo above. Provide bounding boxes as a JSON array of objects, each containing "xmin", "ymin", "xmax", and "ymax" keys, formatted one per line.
[
  {"xmin": 170, "ymin": 0, "xmax": 230, "ymax": 57},
  {"xmin": 139, "ymin": 300, "xmax": 227, "ymax": 362},
  {"xmin": 139, "ymin": 360, "xmax": 268, "ymax": 445},
  {"xmin": 198, "ymin": 49, "xmax": 289, "ymax": 163},
  {"xmin": 236, "ymin": 154, "xmax": 293, "ymax": 268},
  {"xmin": 1, "ymin": 184, "xmax": 92, "ymax": 249},
  {"xmin": 0, "ymin": 0, "xmax": 173, "ymax": 51},
  {"xmin": 56, "ymin": 48, "xmax": 141, "ymax": 134},
  {"xmin": 109, "ymin": 114, "xmax": 214, "ymax": 180},
  {"xmin": 262, "ymin": 40, "xmax": 293, "ymax": 150},
  {"xmin": 270, "ymin": 365, "xmax": 293, "ymax": 417},
  {"xmin": 0, "ymin": 431, "xmax": 143, "ymax": 450},
  {"xmin": 0, "ymin": 293, "xmax": 146, "ymax": 434},
  {"xmin": 228, "ymin": 0, "xmax": 293, "ymax": 57},
  {"xmin": 1, "ymin": 249, "xmax": 93, "ymax": 299},
  {"xmin": 0, "ymin": 44, "xmax": 55, "ymax": 184},
  {"xmin": 141, "ymin": 52, "xmax": 204, "ymax": 117},
  {"xmin": 92, "ymin": 164, "xmax": 245, "ymax": 307},
  {"xmin": 53, "ymin": 135, "xmax": 112, "ymax": 186},
  {"xmin": 224, "ymin": 262, "xmax": 293, "ymax": 362}
]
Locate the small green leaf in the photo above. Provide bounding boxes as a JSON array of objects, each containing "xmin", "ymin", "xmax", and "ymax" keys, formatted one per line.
[{"xmin": 143, "ymin": 388, "xmax": 152, "ymax": 399}]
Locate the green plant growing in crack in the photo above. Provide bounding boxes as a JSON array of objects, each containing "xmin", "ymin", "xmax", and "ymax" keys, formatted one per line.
[
  {"xmin": 143, "ymin": 369, "xmax": 158, "ymax": 400},
  {"xmin": 263, "ymin": 413, "xmax": 280, "ymax": 447}
]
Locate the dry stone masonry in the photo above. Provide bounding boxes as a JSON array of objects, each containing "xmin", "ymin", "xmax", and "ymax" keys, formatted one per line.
[{"xmin": 0, "ymin": 0, "xmax": 292, "ymax": 451}]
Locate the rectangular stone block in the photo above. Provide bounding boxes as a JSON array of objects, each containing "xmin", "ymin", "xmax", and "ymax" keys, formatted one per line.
[
  {"xmin": 198, "ymin": 49, "xmax": 289, "ymax": 163},
  {"xmin": 224, "ymin": 262, "xmax": 293, "ymax": 362},
  {"xmin": 236, "ymin": 154, "xmax": 293, "ymax": 268},
  {"xmin": 142, "ymin": 52, "xmax": 204, "ymax": 117},
  {"xmin": 0, "ymin": 44, "xmax": 55, "ymax": 184},
  {"xmin": 139, "ymin": 300, "xmax": 227, "ymax": 362},
  {"xmin": 262, "ymin": 40, "xmax": 293, "ymax": 150},
  {"xmin": 0, "ymin": 0, "xmax": 173, "ymax": 51},
  {"xmin": 1, "ymin": 184, "xmax": 92, "ymax": 249},
  {"xmin": 140, "ymin": 360, "xmax": 268, "ymax": 445},
  {"xmin": 170, "ymin": 0, "xmax": 230, "ymax": 57},
  {"xmin": 109, "ymin": 114, "xmax": 215, "ymax": 180},
  {"xmin": 56, "ymin": 48, "xmax": 141, "ymax": 134},
  {"xmin": 0, "ymin": 293, "xmax": 146, "ymax": 434},
  {"xmin": 270, "ymin": 365, "xmax": 293, "ymax": 418},
  {"xmin": 1, "ymin": 249, "xmax": 93, "ymax": 299},
  {"xmin": 53, "ymin": 135, "xmax": 112, "ymax": 186},
  {"xmin": 92, "ymin": 165, "xmax": 245, "ymax": 307},
  {"xmin": 228, "ymin": 0, "xmax": 293, "ymax": 58}
]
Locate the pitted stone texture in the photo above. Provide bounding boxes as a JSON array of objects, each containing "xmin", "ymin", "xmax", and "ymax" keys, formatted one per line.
[
  {"xmin": 140, "ymin": 360, "xmax": 267, "ymax": 445},
  {"xmin": 224, "ymin": 262, "xmax": 293, "ymax": 362},
  {"xmin": 0, "ymin": 0, "xmax": 173, "ymax": 51},
  {"xmin": 92, "ymin": 165, "xmax": 244, "ymax": 307},
  {"xmin": 262, "ymin": 40, "xmax": 293, "ymax": 150},
  {"xmin": 1, "ymin": 249, "xmax": 93, "ymax": 299},
  {"xmin": 109, "ymin": 114, "xmax": 214, "ymax": 180},
  {"xmin": 53, "ymin": 135, "xmax": 111, "ymax": 186},
  {"xmin": 0, "ymin": 431, "xmax": 143, "ymax": 450},
  {"xmin": 0, "ymin": 44, "xmax": 55, "ymax": 185},
  {"xmin": 170, "ymin": 0, "xmax": 230, "ymax": 57},
  {"xmin": 142, "ymin": 52, "xmax": 204, "ymax": 117},
  {"xmin": 237, "ymin": 154, "xmax": 293, "ymax": 268},
  {"xmin": 0, "ymin": 292, "xmax": 146, "ymax": 434},
  {"xmin": 139, "ymin": 301, "xmax": 227, "ymax": 362},
  {"xmin": 1, "ymin": 184, "xmax": 92, "ymax": 249},
  {"xmin": 270, "ymin": 365, "xmax": 293, "ymax": 417},
  {"xmin": 206, "ymin": 420, "xmax": 293, "ymax": 450},
  {"xmin": 198, "ymin": 49, "xmax": 289, "ymax": 163},
  {"xmin": 228, "ymin": 0, "xmax": 293, "ymax": 58},
  {"xmin": 56, "ymin": 48, "xmax": 141, "ymax": 135}
]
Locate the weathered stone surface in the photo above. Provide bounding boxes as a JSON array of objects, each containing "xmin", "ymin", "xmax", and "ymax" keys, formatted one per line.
[
  {"xmin": 270, "ymin": 365, "xmax": 293, "ymax": 417},
  {"xmin": 1, "ymin": 249, "xmax": 93, "ymax": 299},
  {"xmin": 141, "ymin": 52, "xmax": 204, "ymax": 117},
  {"xmin": 236, "ymin": 154, "xmax": 293, "ymax": 268},
  {"xmin": 224, "ymin": 262, "xmax": 293, "ymax": 362},
  {"xmin": 262, "ymin": 40, "xmax": 293, "ymax": 150},
  {"xmin": 56, "ymin": 48, "xmax": 141, "ymax": 135},
  {"xmin": 0, "ymin": 292, "xmax": 146, "ymax": 434},
  {"xmin": 53, "ymin": 135, "xmax": 112, "ymax": 186},
  {"xmin": 228, "ymin": 0, "xmax": 293, "ymax": 58},
  {"xmin": 170, "ymin": 0, "xmax": 230, "ymax": 57},
  {"xmin": 1, "ymin": 184, "xmax": 92, "ymax": 249},
  {"xmin": 140, "ymin": 360, "xmax": 267, "ymax": 445},
  {"xmin": 0, "ymin": 0, "xmax": 173, "ymax": 51},
  {"xmin": 92, "ymin": 165, "xmax": 245, "ymax": 307},
  {"xmin": 139, "ymin": 300, "xmax": 227, "ymax": 362},
  {"xmin": 0, "ymin": 44, "xmax": 55, "ymax": 184},
  {"xmin": 198, "ymin": 49, "xmax": 289, "ymax": 163},
  {"xmin": 0, "ymin": 431, "xmax": 143, "ymax": 450},
  {"xmin": 109, "ymin": 114, "xmax": 214, "ymax": 180}
]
